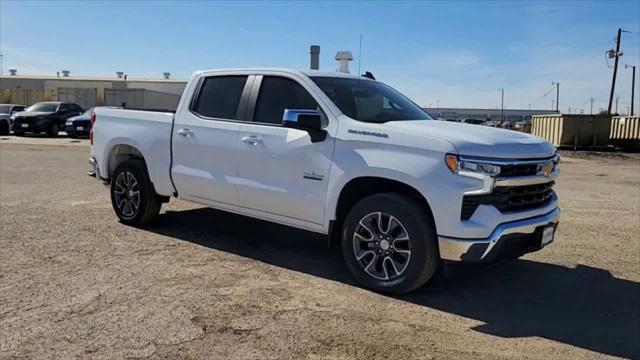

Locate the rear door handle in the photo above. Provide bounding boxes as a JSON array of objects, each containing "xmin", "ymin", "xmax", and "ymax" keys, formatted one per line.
[
  {"xmin": 241, "ymin": 135, "xmax": 262, "ymax": 145},
  {"xmin": 177, "ymin": 128, "xmax": 193, "ymax": 137}
]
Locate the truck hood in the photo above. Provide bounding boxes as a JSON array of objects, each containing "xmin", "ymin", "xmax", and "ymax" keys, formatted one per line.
[{"xmin": 384, "ymin": 120, "xmax": 556, "ymax": 159}]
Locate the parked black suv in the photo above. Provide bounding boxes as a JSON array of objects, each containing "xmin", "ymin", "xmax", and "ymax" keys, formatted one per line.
[{"xmin": 12, "ymin": 102, "xmax": 84, "ymax": 137}]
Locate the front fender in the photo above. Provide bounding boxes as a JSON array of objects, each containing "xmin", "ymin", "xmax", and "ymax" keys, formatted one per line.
[{"xmin": 323, "ymin": 141, "xmax": 458, "ymax": 232}]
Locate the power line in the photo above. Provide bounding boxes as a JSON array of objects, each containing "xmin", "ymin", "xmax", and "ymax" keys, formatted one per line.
[{"xmin": 531, "ymin": 85, "xmax": 556, "ymax": 104}]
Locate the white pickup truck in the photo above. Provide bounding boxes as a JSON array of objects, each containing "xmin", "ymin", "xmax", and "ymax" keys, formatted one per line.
[{"xmin": 90, "ymin": 68, "xmax": 560, "ymax": 294}]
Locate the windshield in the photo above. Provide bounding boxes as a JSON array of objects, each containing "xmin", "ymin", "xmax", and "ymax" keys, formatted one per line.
[
  {"xmin": 26, "ymin": 103, "xmax": 59, "ymax": 112},
  {"xmin": 310, "ymin": 77, "xmax": 432, "ymax": 123},
  {"xmin": 83, "ymin": 107, "xmax": 94, "ymax": 115},
  {"xmin": 0, "ymin": 105, "xmax": 11, "ymax": 114}
]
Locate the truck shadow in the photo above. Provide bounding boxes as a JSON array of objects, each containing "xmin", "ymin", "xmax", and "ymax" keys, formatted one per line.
[{"xmin": 144, "ymin": 207, "xmax": 640, "ymax": 359}]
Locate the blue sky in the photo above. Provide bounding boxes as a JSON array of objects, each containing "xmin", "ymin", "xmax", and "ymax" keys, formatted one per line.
[{"xmin": 1, "ymin": 0, "xmax": 639, "ymax": 112}]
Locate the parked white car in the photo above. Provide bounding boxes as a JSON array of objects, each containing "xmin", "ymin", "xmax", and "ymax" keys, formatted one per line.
[{"xmin": 90, "ymin": 68, "xmax": 560, "ymax": 294}]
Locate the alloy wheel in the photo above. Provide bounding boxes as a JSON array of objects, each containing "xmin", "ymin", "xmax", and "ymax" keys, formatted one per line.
[
  {"xmin": 352, "ymin": 212, "xmax": 412, "ymax": 280},
  {"xmin": 113, "ymin": 171, "xmax": 140, "ymax": 218}
]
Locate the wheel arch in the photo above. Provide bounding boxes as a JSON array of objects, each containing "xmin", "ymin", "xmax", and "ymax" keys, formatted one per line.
[
  {"xmin": 107, "ymin": 143, "xmax": 146, "ymax": 180},
  {"xmin": 328, "ymin": 176, "xmax": 436, "ymax": 247}
]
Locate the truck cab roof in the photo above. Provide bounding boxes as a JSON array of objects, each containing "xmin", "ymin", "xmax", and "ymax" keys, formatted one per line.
[{"xmin": 194, "ymin": 68, "xmax": 374, "ymax": 81}]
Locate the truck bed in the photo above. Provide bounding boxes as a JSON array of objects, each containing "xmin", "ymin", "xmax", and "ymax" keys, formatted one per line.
[{"xmin": 91, "ymin": 107, "xmax": 176, "ymax": 196}]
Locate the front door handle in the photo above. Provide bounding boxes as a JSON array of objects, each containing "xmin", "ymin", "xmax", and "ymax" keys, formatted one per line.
[
  {"xmin": 177, "ymin": 128, "xmax": 193, "ymax": 137},
  {"xmin": 241, "ymin": 135, "xmax": 262, "ymax": 145}
]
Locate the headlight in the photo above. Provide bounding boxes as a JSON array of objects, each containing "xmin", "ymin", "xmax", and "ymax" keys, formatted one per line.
[
  {"xmin": 445, "ymin": 154, "xmax": 501, "ymax": 177},
  {"xmin": 10, "ymin": 114, "xmax": 16, "ymax": 120},
  {"xmin": 66, "ymin": 121, "xmax": 72, "ymax": 126}
]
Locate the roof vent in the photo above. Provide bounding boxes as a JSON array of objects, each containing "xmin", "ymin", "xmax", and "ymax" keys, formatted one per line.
[
  {"xmin": 116, "ymin": 71, "xmax": 124, "ymax": 79},
  {"xmin": 9, "ymin": 69, "xmax": 17, "ymax": 76},
  {"xmin": 310, "ymin": 45, "xmax": 320, "ymax": 70},
  {"xmin": 62, "ymin": 70, "xmax": 70, "ymax": 77},
  {"xmin": 335, "ymin": 51, "xmax": 353, "ymax": 74},
  {"xmin": 163, "ymin": 72, "xmax": 171, "ymax": 79}
]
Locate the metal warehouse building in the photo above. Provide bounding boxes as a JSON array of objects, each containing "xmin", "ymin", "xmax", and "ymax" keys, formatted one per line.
[
  {"xmin": 424, "ymin": 107, "xmax": 558, "ymax": 123},
  {"xmin": 0, "ymin": 71, "xmax": 187, "ymax": 111}
]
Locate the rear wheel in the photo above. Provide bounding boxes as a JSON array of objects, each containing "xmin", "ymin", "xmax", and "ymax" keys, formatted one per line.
[
  {"xmin": 341, "ymin": 193, "xmax": 439, "ymax": 295},
  {"xmin": 47, "ymin": 123, "xmax": 59, "ymax": 137},
  {"xmin": 0, "ymin": 121, "xmax": 9, "ymax": 135},
  {"xmin": 110, "ymin": 159, "xmax": 162, "ymax": 226}
]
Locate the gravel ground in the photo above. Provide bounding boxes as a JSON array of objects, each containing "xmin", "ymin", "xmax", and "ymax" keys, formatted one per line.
[{"xmin": 0, "ymin": 141, "xmax": 639, "ymax": 360}]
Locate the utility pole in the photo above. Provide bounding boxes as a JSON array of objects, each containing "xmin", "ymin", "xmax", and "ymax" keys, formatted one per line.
[
  {"xmin": 590, "ymin": 97, "xmax": 594, "ymax": 115},
  {"xmin": 499, "ymin": 88, "xmax": 504, "ymax": 123},
  {"xmin": 625, "ymin": 64, "xmax": 636, "ymax": 116},
  {"xmin": 608, "ymin": 28, "xmax": 627, "ymax": 114},
  {"xmin": 553, "ymin": 82, "xmax": 559, "ymax": 111}
]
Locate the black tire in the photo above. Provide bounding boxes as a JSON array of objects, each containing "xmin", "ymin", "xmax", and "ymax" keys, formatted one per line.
[
  {"xmin": 0, "ymin": 121, "xmax": 9, "ymax": 135},
  {"xmin": 47, "ymin": 123, "xmax": 59, "ymax": 137},
  {"xmin": 341, "ymin": 193, "xmax": 439, "ymax": 295},
  {"xmin": 110, "ymin": 159, "xmax": 162, "ymax": 226},
  {"xmin": 14, "ymin": 131, "xmax": 24, "ymax": 137}
]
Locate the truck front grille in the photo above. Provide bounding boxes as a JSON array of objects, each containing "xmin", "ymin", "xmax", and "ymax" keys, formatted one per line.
[
  {"xmin": 461, "ymin": 181, "xmax": 555, "ymax": 220},
  {"xmin": 498, "ymin": 163, "xmax": 539, "ymax": 177}
]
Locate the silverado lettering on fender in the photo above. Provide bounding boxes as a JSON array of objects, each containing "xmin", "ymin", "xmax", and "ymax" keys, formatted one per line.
[{"xmin": 89, "ymin": 68, "xmax": 560, "ymax": 294}]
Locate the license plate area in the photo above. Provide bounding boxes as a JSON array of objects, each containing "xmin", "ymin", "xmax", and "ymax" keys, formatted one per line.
[
  {"xmin": 21, "ymin": 124, "xmax": 28, "ymax": 128},
  {"xmin": 76, "ymin": 126, "xmax": 84, "ymax": 130},
  {"xmin": 541, "ymin": 224, "xmax": 556, "ymax": 246}
]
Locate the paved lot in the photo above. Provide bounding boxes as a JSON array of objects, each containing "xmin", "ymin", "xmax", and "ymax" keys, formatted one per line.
[{"xmin": 1, "ymin": 138, "xmax": 639, "ymax": 359}]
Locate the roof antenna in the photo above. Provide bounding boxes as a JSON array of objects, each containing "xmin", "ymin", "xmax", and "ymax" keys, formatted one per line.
[{"xmin": 357, "ymin": 33, "xmax": 363, "ymax": 76}]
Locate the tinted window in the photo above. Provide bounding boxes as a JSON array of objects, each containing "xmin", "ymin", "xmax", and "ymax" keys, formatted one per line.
[
  {"xmin": 310, "ymin": 77, "xmax": 431, "ymax": 123},
  {"xmin": 26, "ymin": 102, "xmax": 59, "ymax": 112},
  {"xmin": 254, "ymin": 76, "xmax": 318, "ymax": 124},
  {"xmin": 193, "ymin": 76, "xmax": 248, "ymax": 120}
]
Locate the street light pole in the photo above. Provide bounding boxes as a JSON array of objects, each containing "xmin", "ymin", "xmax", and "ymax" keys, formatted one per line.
[
  {"xmin": 553, "ymin": 82, "xmax": 559, "ymax": 112},
  {"xmin": 626, "ymin": 64, "xmax": 636, "ymax": 116},
  {"xmin": 499, "ymin": 88, "xmax": 504, "ymax": 123}
]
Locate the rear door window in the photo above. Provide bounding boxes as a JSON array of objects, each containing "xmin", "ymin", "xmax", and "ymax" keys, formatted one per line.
[{"xmin": 192, "ymin": 76, "xmax": 248, "ymax": 120}]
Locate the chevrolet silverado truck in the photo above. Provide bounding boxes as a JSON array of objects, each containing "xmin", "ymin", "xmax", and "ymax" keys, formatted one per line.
[{"xmin": 90, "ymin": 68, "xmax": 560, "ymax": 294}]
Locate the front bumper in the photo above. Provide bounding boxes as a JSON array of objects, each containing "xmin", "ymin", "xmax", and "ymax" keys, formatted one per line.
[
  {"xmin": 438, "ymin": 208, "xmax": 560, "ymax": 262},
  {"xmin": 66, "ymin": 125, "xmax": 90, "ymax": 136},
  {"xmin": 12, "ymin": 122, "xmax": 49, "ymax": 132}
]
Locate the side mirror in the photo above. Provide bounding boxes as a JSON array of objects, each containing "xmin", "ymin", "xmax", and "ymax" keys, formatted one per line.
[{"xmin": 282, "ymin": 109, "xmax": 326, "ymax": 142}]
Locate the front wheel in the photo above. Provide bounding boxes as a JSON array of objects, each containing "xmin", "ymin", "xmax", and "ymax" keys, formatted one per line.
[
  {"xmin": 47, "ymin": 123, "xmax": 59, "ymax": 137},
  {"xmin": 110, "ymin": 159, "xmax": 162, "ymax": 226},
  {"xmin": 342, "ymin": 193, "xmax": 440, "ymax": 295},
  {"xmin": 0, "ymin": 121, "xmax": 9, "ymax": 135}
]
